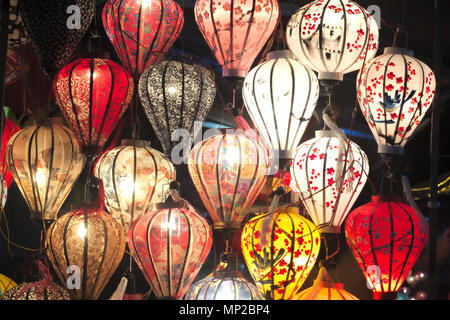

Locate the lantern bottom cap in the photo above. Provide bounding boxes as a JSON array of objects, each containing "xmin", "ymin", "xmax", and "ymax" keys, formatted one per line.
[
  {"xmin": 377, "ymin": 145, "xmax": 404, "ymax": 156},
  {"xmin": 373, "ymin": 291, "xmax": 398, "ymax": 300},
  {"xmin": 214, "ymin": 221, "xmax": 242, "ymax": 230},
  {"xmin": 121, "ymin": 139, "xmax": 152, "ymax": 148},
  {"xmin": 222, "ymin": 69, "xmax": 247, "ymax": 78},
  {"xmin": 319, "ymin": 225, "xmax": 341, "ymax": 234},
  {"xmin": 318, "ymin": 72, "xmax": 343, "ymax": 81},
  {"xmin": 266, "ymin": 50, "xmax": 293, "ymax": 60}
]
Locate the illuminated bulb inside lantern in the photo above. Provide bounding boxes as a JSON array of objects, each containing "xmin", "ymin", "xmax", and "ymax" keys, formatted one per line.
[
  {"xmin": 77, "ymin": 224, "xmax": 87, "ymax": 239},
  {"xmin": 119, "ymin": 176, "xmax": 135, "ymax": 199},
  {"xmin": 167, "ymin": 86, "xmax": 177, "ymax": 95},
  {"xmin": 141, "ymin": 0, "xmax": 152, "ymax": 9},
  {"xmin": 35, "ymin": 168, "xmax": 47, "ymax": 189},
  {"xmin": 162, "ymin": 216, "xmax": 178, "ymax": 233},
  {"xmin": 222, "ymin": 148, "xmax": 240, "ymax": 167}
]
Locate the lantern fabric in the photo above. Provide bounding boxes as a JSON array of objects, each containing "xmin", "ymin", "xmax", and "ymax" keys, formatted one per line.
[
  {"xmin": 54, "ymin": 58, "xmax": 134, "ymax": 155},
  {"xmin": 356, "ymin": 47, "xmax": 436, "ymax": 155},
  {"xmin": 290, "ymin": 130, "xmax": 369, "ymax": 233},
  {"xmin": 0, "ymin": 173, "xmax": 7, "ymax": 208},
  {"xmin": 128, "ymin": 203, "xmax": 213, "ymax": 299},
  {"xmin": 1, "ymin": 281, "xmax": 70, "ymax": 300},
  {"xmin": 7, "ymin": 0, "xmax": 30, "ymax": 48},
  {"xmin": 188, "ymin": 132, "xmax": 269, "ymax": 229},
  {"xmin": 1, "ymin": 117, "xmax": 20, "ymax": 188},
  {"xmin": 46, "ymin": 206, "xmax": 126, "ymax": 300},
  {"xmin": 138, "ymin": 59, "xmax": 216, "ymax": 156},
  {"xmin": 194, "ymin": 0, "xmax": 280, "ymax": 78},
  {"xmin": 102, "ymin": 0, "xmax": 184, "ymax": 77},
  {"xmin": 243, "ymin": 50, "xmax": 319, "ymax": 160},
  {"xmin": 19, "ymin": 0, "xmax": 95, "ymax": 77},
  {"xmin": 6, "ymin": 119, "xmax": 85, "ymax": 222},
  {"xmin": 0, "ymin": 274, "xmax": 17, "ymax": 298},
  {"xmin": 286, "ymin": 0, "xmax": 379, "ymax": 81},
  {"xmin": 94, "ymin": 140, "xmax": 176, "ymax": 233},
  {"xmin": 241, "ymin": 207, "xmax": 321, "ymax": 300},
  {"xmin": 345, "ymin": 196, "xmax": 429, "ymax": 297}
]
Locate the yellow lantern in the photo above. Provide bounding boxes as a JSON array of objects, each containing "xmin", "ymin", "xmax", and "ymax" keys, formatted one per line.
[
  {"xmin": 241, "ymin": 207, "xmax": 321, "ymax": 300},
  {"xmin": 0, "ymin": 274, "xmax": 17, "ymax": 298}
]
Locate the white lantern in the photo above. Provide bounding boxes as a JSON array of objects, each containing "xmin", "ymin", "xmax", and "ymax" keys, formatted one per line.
[
  {"xmin": 357, "ymin": 47, "xmax": 436, "ymax": 155},
  {"xmin": 290, "ymin": 130, "xmax": 369, "ymax": 233},
  {"xmin": 286, "ymin": 0, "xmax": 379, "ymax": 81},
  {"xmin": 242, "ymin": 50, "xmax": 319, "ymax": 161}
]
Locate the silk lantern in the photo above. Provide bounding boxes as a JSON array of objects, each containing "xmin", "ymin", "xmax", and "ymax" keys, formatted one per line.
[
  {"xmin": 138, "ymin": 59, "xmax": 216, "ymax": 156},
  {"xmin": 54, "ymin": 58, "xmax": 134, "ymax": 155},
  {"xmin": 6, "ymin": 119, "xmax": 85, "ymax": 222},
  {"xmin": 357, "ymin": 47, "xmax": 436, "ymax": 155},
  {"xmin": 94, "ymin": 140, "xmax": 176, "ymax": 233},
  {"xmin": 290, "ymin": 130, "xmax": 369, "ymax": 233},
  {"xmin": 194, "ymin": 0, "xmax": 280, "ymax": 78},
  {"xmin": 1, "ymin": 117, "xmax": 20, "ymax": 188},
  {"xmin": 188, "ymin": 132, "xmax": 269, "ymax": 230},
  {"xmin": 2, "ymin": 281, "xmax": 70, "ymax": 300},
  {"xmin": 241, "ymin": 207, "xmax": 321, "ymax": 300},
  {"xmin": 286, "ymin": 0, "xmax": 378, "ymax": 81},
  {"xmin": 128, "ymin": 202, "xmax": 213, "ymax": 299},
  {"xmin": 103, "ymin": 0, "xmax": 184, "ymax": 77},
  {"xmin": 243, "ymin": 50, "xmax": 319, "ymax": 160},
  {"xmin": 46, "ymin": 205, "xmax": 126, "ymax": 300},
  {"xmin": 345, "ymin": 196, "xmax": 429, "ymax": 299}
]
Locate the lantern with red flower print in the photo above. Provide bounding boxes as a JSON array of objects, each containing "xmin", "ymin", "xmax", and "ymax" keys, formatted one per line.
[
  {"xmin": 345, "ymin": 196, "xmax": 429, "ymax": 300},
  {"xmin": 1, "ymin": 118, "xmax": 20, "ymax": 188}
]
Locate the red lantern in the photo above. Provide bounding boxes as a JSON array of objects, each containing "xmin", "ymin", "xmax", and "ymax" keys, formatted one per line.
[
  {"xmin": 54, "ymin": 58, "xmax": 134, "ymax": 155},
  {"xmin": 102, "ymin": 0, "xmax": 184, "ymax": 77},
  {"xmin": 345, "ymin": 196, "xmax": 428, "ymax": 299},
  {"xmin": 1, "ymin": 118, "xmax": 20, "ymax": 188}
]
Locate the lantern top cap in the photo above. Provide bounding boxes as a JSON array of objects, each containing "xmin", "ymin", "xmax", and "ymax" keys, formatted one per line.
[
  {"xmin": 315, "ymin": 129, "xmax": 345, "ymax": 139},
  {"xmin": 121, "ymin": 139, "xmax": 151, "ymax": 147},
  {"xmin": 384, "ymin": 47, "xmax": 414, "ymax": 57},
  {"xmin": 371, "ymin": 195, "xmax": 404, "ymax": 203},
  {"xmin": 266, "ymin": 50, "xmax": 293, "ymax": 60}
]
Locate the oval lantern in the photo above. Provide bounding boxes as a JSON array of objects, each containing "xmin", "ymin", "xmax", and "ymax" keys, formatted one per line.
[
  {"xmin": 54, "ymin": 58, "xmax": 134, "ymax": 156},
  {"xmin": 138, "ymin": 59, "xmax": 216, "ymax": 156},
  {"xmin": 1, "ymin": 117, "xmax": 20, "ymax": 188},
  {"xmin": 46, "ymin": 205, "xmax": 126, "ymax": 300},
  {"xmin": 345, "ymin": 196, "xmax": 429, "ymax": 300},
  {"xmin": 357, "ymin": 47, "xmax": 436, "ymax": 155},
  {"xmin": 241, "ymin": 207, "xmax": 321, "ymax": 300},
  {"xmin": 128, "ymin": 202, "xmax": 213, "ymax": 299},
  {"xmin": 243, "ymin": 50, "xmax": 319, "ymax": 160},
  {"xmin": 94, "ymin": 140, "xmax": 176, "ymax": 234},
  {"xmin": 103, "ymin": 0, "xmax": 184, "ymax": 77},
  {"xmin": 188, "ymin": 132, "xmax": 269, "ymax": 230},
  {"xmin": 286, "ymin": 0, "xmax": 379, "ymax": 81},
  {"xmin": 194, "ymin": 0, "xmax": 280, "ymax": 78},
  {"xmin": 290, "ymin": 130, "xmax": 369, "ymax": 233},
  {"xmin": 6, "ymin": 119, "xmax": 85, "ymax": 222}
]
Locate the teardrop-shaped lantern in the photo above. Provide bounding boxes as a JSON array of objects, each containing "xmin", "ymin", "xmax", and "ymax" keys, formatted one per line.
[
  {"xmin": 290, "ymin": 130, "xmax": 369, "ymax": 233},
  {"xmin": 241, "ymin": 207, "xmax": 321, "ymax": 300},
  {"xmin": 188, "ymin": 132, "xmax": 269, "ymax": 230},
  {"xmin": 102, "ymin": 0, "xmax": 184, "ymax": 77},
  {"xmin": 286, "ymin": 0, "xmax": 379, "ymax": 81},
  {"xmin": 194, "ymin": 0, "xmax": 280, "ymax": 78},
  {"xmin": 94, "ymin": 140, "xmax": 176, "ymax": 234},
  {"xmin": 54, "ymin": 58, "xmax": 134, "ymax": 156},
  {"xmin": 138, "ymin": 59, "xmax": 216, "ymax": 156},
  {"xmin": 128, "ymin": 201, "xmax": 213, "ymax": 299},
  {"xmin": 6, "ymin": 119, "xmax": 85, "ymax": 222},
  {"xmin": 46, "ymin": 205, "xmax": 126, "ymax": 300},
  {"xmin": 357, "ymin": 47, "xmax": 436, "ymax": 155},
  {"xmin": 243, "ymin": 50, "xmax": 319, "ymax": 160},
  {"xmin": 345, "ymin": 196, "xmax": 428, "ymax": 300},
  {"xmin": 1, "ymin": 118, "xmax": 20, "ymax": 189}
]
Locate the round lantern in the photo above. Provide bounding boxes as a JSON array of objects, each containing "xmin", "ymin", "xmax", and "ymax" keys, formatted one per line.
[
  {"xmin": 103, "ymin": 0, "xmax": 184, "ymax": 77},
  {"xmin": 94, "ymin": 140, "xmax": 176, "ymax": 234},
  {"xmin": 243, "ymin": 50, "xmax": 319, "ymax": 160},
  {"xmin": 46, "ymin": 205, "xmax": 126, "ymax": 300},
  {"xmin": 241, "ymin": 207, "xmax": 321, "ymax": 300},
  {"xmin": 357, "ymin": 47, "xmax": 436, "ymax": 155},
  {"xmin": 0, "ymin": 274, "xmax": 17, "ymax": 298},
  {"xmin": 54, "ymin": 58, "xmax": 134, "ymax": 156},
  {"xmin": 188, "ymin": 132, "xmax": 269, "ymax": 230},
  {"xmin": 6, "ymin": 119, "xmax": 85, "ymax": 222},
  {"xmin": 1, "ymin": 117, "xmax": 20, "ymax": 188},
  {"xmin": 194, "ymin": 0, "xmax": 280, "ymax": 78},
  {"xmin": 128, "ymin": 201, "xmax": 213, "ymax": 299},
  {"xmin": 345, "ymin": 196, "xmax": 429, "ymax": 299},
  {"xmin": 138, "ymin": 59, "xmax": 216, "ymax": 156},
  {"xmin": 290, "ymin": 130, "xmax": 369, "ymax": 233},
  {"xmin": 286, "ymin": 0, "xmax": 379, "ymax": 81}
]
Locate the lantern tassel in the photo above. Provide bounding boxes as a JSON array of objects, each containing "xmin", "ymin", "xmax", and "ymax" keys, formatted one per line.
[
  {"xmin": 401, "ymin": 175, "xmax": 424, "ymax": 216},
  {"xmin": 109, "ymin": 276, "xmax": 128, "ymax": 300}
]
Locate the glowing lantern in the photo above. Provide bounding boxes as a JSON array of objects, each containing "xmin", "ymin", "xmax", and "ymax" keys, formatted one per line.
[
  {"xmin": 94, "ymin": 140, "xmax": 176, "ymax": 233},
  {"xmin": 0, "ymin": 274, "xmax": 17, "ymax": 298},
  {"xmin": 290, "ymin": 130, "xmax": 369, "ymax": 233},
  {"xmin": 6, "ymin": 119, "xmax": 85, "ymax": 222},
  {"xmin": 357, "ymin": 47, "xmax": 436, "ymax": 155},
  {"xmin": 286, "ymin": 0, "xmax": 379, "ymax": 81},
  {"xmin": 46, "ymin": 205, "xmax": 126, "ymax": 300},
  {"xmin": 102, "ymin": 0, "xmax": 184, "ymax": 77},
  {"xmin": 1, "ymin": 118, "xmax": 20, "ymax": 188},
  {"xmin": 54, "ymin": 58, "xmax": 134, "ymax": 156},
  {"xmin": 2, "ymin": 281, "xmax": 70, "ymax": 300},
  {"xmin": 345, "ymin": 196, "xmax": 429, "ymax": 299},
  {"xmin": 194, "ymin": 0, "xmax": 280, "ymax": 78},
  {"xmin": 128, "ymin": 202, "xmax": 213, "ymax": 299},
  {"xmin": 243, "ymin": 50, "xmax": 319, "ymax": 160},
  {"xmin": 138, "ymin": 59, "xmax": 216, "ymax": 156},
  {"xmin": 241, "ymin": 207, "xmax": 321, "ymax": 300},
  {"xmin": 188, "ymin": 132, "xmax": 269, "ymax": 230}
]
